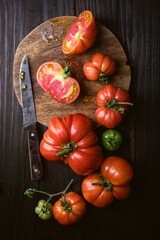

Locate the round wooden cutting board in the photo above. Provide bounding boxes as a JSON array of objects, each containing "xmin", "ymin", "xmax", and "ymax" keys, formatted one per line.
[{"xmin": 13, "ymin": 16, "xmax": 131, "ymax": 127}]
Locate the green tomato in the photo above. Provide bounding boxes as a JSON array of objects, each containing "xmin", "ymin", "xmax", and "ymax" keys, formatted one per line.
[
  {"xmin": 102, "ymin": 129, "xmax": 122, "ymax": 151},
  {"xmin": 35, "ymin": 199, "xmax": 53, "ymax": 220}
]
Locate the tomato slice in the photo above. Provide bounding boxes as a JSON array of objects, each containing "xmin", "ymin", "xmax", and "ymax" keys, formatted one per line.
[
  {"xmin": 36, "ymin": 61, "xmax": 80, "ymax": 104},
  {"xmin": 62, "ymin": 10, "xmax": 97, "ymax": 54}
]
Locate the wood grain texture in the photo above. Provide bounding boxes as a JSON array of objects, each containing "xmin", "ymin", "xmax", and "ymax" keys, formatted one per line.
[
  {"xmin": 0, "ymin": 0, "xmax": 160, "ymax": 240},
  {"xmin": 13, "ymin": 16, "xmax": 131, "ymax": 127}
]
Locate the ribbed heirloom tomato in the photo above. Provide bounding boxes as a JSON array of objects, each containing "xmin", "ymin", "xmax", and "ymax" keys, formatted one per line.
[
  {"xmin": 81, "ymin": 156, "xmax": 134, "ymax": 208},
  {"xmin": 40, "ymin": 113, "xmax": 103, "ymax": 175},
  {"xmin": 83, "ymin": 53, "xmax": 116, "ymax": 83},
  {"xmin": 62, "ymin": 10, "xmax": 97, "ymax": 54},
  {"xmin": 96, "ymin": 84, "xmax": 133, "ymax": 128},
  {"xmin": 36, "ymin": 61, "xmax": 80, "ymax": 104},
  {"xmin": 53, "ymin": 192, "xmax": 86, "ymax": 225}
]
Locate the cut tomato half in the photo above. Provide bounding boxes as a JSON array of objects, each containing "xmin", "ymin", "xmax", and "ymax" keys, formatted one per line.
[
  {"xmin": 36, "ymin": 61, "xmax": 80, "ymax": 104},
  {"xmin": 62, "ymin": 10, "xmax": 97, "ymax": 54}
]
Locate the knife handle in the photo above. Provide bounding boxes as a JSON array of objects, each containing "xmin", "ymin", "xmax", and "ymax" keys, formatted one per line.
[{"xmin": 26, "ymin": 123, "xmax": 43, "ymax": 180}]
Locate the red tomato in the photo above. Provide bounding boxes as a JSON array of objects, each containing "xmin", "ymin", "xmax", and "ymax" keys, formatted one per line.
[
  {"xmin": 96, "ymin": 84, "xmax": 132, "ymax": 128},
  {"xmin": 62, "ymin": 10, "xmax": 97, "ymax": 54},
  {"xmin": 53, "ymin": 192, "xmax": 86, "ymax": 225},
  {"xmin": 81, "ymin": 156, "xmax": 133, "ymax": 208},
  {"xmin": 83, "ymin": 53, "xmax": 116, "ymax": 83},
  {"xmin": 40, "ymin": 113, "xmax": 103, "ymax": 175},
  {"xmin": 36, "ymin": 61, "xmax": 80, "ymax": 104}
]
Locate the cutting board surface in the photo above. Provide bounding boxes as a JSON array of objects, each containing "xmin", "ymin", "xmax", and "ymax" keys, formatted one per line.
[{"xmin": 13, "ymin": 16, "xmax": 131, "ymax": 127}]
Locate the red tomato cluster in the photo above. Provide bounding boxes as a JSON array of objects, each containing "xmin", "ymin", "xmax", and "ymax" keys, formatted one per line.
[{"xmin": 33, "ymin": 10, "xmax": 134, "ymax": 226}]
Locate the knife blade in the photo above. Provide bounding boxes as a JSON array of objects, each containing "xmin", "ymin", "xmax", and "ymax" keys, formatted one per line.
[{"xmin": 19, "ymin": 54, "xmax": 43, "ymax": 180}]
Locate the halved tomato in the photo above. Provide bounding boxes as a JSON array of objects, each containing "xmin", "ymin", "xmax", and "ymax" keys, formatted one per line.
[
  {"xmin": 36, "ymin": 61, "xmax": 80, "ymax": 104},
  {"xmin": 62, "ymin": 10, "xmax": 97, "ymax": 54}
]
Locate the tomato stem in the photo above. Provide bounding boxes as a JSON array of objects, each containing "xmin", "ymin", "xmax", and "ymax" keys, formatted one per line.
[
  {"xmin": 104, "ymin": 98, "xmax": 133, "ymax": 113},
  {"xmin": 24, "ymin": 179, "xmax": 74, "ymax": 205},
  {"xmin": 117, "ymin": 101, "xmax": 133, "ymax": 105},
  {"xmin": 56, "ymin": 148, "xmax": 71, "ymax": 156},
  {"xmin": 63, "ymin": 60, "xmax": 71, "ymax": 79},
  {"xmin": 99, "ymin": 72, "xmax": 109, "ymax": 84},
  {"xmin": 56, "ymin": 141, "xmax": 78, "ymax": 157},
  {"xmin": 92, "ymin": 174, "xmax": 112, "ymax": 192}
]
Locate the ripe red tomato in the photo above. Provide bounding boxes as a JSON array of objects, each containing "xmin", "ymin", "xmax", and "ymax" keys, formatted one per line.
[
  {"xmin": 81, "ymin": 156, "xmax": 133, "ymax": 208},
  {"xmin": 36, "ymin": 61, "xmax": 80, "ymax": 104},
  {"xmin": 96, "ymin": 84, "xmax": 132, "ymax": 128},
  {"xmin": 53, "ymin": 192, "xmax": 86, "ymax": 225},
  {"xmin": 40, "ymin": 113, "xmax": 103, "ymax": 175},
  {"xmin": 62, "ymin": 10, "xmax": 97, "ymax": 54},
  {"xmin": 83, "ymin": 53, "xmax": 116, "ymax": 83}
]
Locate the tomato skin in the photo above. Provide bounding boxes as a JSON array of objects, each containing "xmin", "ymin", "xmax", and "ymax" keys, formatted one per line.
[
  {"xmin": 96, "ymin": 84, "xmax": 131, "ymax": 128},
  {"xmin": 81, "ymin": 173, "xmax": 114, "ymax": 208},
  {"xmin": 62, "ymin": 11, "xmax": 97, "ymax": 54},
  {"xmin": 101, "ymin": 156, "xmax": 133, "ymax": 186},
  {"xmin": 81, "ymin": 156, "xmax": 133, "ymax": 208},
  {"xmin": 40, "ymin": 113, "xmax": 103, "ymax": 175},
  {"xmin": 36, "ymin": 61, "xmax": 80, "ymax": 104},
  {"xmin": 53, "ymin": 192, "xmax": 86, "ymax": 225},
  {"xmin": 83, "ymin": 53, "xmax": 116, "ymax": 82}
]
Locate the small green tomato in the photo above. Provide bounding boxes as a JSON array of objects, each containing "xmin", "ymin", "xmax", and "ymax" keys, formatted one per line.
[
  {"xmin": 102, "ymin": 129, "xmax": 122, "ymax": 151},
  {"xmin": 35, "ymin": 199, "xmax": 53, "ymax": 220}
]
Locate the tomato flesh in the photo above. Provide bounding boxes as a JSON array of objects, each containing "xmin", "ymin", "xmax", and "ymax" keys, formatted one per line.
[
  {"xmin": 36, "ymin": 61, "xmax": 80, "ymax": 104},
  {"xmin": 62, "ymin": 11, "xmax": 97, "ymax": 54}
]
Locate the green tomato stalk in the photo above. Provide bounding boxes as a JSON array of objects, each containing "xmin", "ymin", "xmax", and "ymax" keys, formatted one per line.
[
  {"xmin": 104, "ymin": 97, "xmax": 133, "ymax": 113},
  {"xmin": 92, "ymin": 174, "xmax": 113, "ymax": 192},
  {"xmin": 63, "ymin": 60, "xmax": 71, "ymax": 79},
  {"xmin": 24, "ymin": 179, "xmax": 73, "ymax": 220},
  {"xmin": 99, "ymin": 72, "xmax": 109, "ymax": 84}
]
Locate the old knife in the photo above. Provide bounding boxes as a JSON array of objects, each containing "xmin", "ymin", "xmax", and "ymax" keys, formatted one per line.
[{"xmin": 19, "ymin": 54, "xmax": 43, "ymax": 180}]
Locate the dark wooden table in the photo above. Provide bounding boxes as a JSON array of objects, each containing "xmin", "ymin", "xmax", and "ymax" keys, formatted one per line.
[{"xmin": 0, "ymin": 0, "xmax": 160, "ymax": 239}]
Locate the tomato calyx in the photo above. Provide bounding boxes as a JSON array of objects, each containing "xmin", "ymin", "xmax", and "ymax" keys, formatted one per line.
[
  {"xmin": 99, "ymin": 72, "xmax": 109, "ymax": 84},
  {"xmin": 62, "ymin": 60, "xmax": 71, "ymax": 79},
  {"xmin": 92, "ymin": 174, "xmax": 113, "ymax": 192},
  {"xmin": 104, "ymin": 98, "xmax": 133, "ymax": 113},
  {"xmin": 60, "ymin": 196, "xmax": 72, "ymax": 213},
  {"xmin": 106, "ymin": 138, "xmax": 120, "ymax": 149},
  {"xmin": 56, "ymin": 141, "xmax": 78, "ymax": 157}
]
